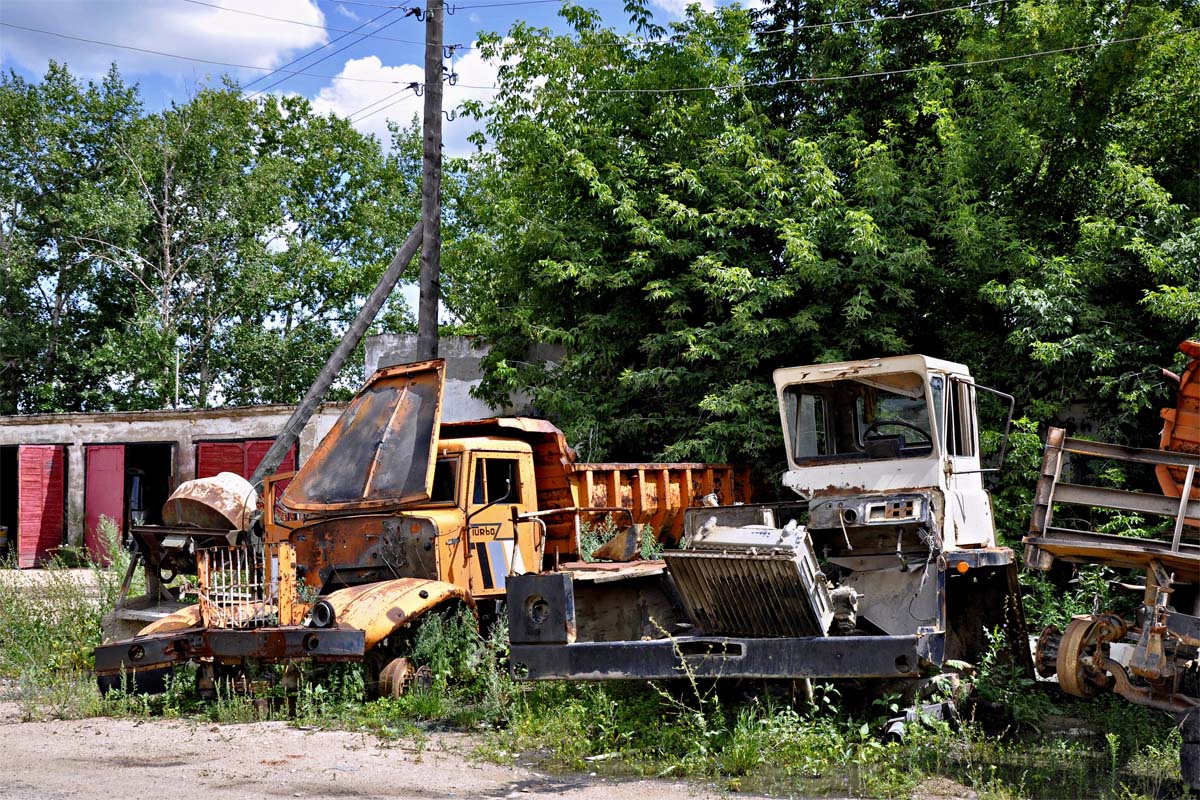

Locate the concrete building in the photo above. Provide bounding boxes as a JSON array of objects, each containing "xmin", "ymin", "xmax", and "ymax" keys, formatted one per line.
[
  {"xmin": 0, "ymin": 404, "xmax": 345, "ymax": 566},
  {"xmin": 365, "ymin": 333, "xmax": 564, "ymax": 421},
  {"xmin": 0, "ymin": 334, "xmax": 559, "ymax": 567}
]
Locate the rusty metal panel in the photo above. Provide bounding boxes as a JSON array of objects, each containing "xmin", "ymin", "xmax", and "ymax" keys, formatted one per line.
[{"xmin": 282, "ymin": 360, "xmax": 445, "ymax": 513}]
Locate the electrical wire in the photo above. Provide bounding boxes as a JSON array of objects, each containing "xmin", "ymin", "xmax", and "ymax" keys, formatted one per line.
[
  {"xmin": 4, "ymin": 17, "xmax": 1189, "ymax": 98},
  {"xmin": 350, "ymin": 86, "xmax": 421, "ymax": 124},
  {"xmin": 248, "ymin": 13, "xmax": 408, "ymax": 97},
  {"xmin": 451, "ymin": 0, "xmax": 565, "ymax": 7},
  {"xmin": 177, "ymin": 0, "xmax": 465, "ymax": 50},
  {"xmin": 453, "ymin": 25, "xmax": 1197, "ymax": 95},
  {"xmin": 0, "ymin": 21, "xmax": 410, "ymax": 84},
  {"xmin": 242, "ymin": 4, "xmax": 398, "ymax": 92},
  {"xmin": 347, "ymin": 85, "xmax": 419, "ymax": 121}
]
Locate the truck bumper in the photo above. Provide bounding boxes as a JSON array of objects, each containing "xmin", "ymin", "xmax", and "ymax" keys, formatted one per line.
[
  {"xmin": 510, "ymin": 632, "xmax": 944, "ymax": 681},
  {"xmin": 94, "ymin": 626, "xmax": 367, "ymax": 677}
]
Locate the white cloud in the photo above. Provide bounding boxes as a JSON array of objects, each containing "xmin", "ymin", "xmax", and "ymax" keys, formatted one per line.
[
  {"xmin": 652, "ymin": 0, "xmax": 716, "ymax": 17},
  {"xmin": 333, "ymin": 4, "xmax": 361, "ymax": 23},
  {"xmin": 0, "ymin": 0, "xmax": 326, "ymax": 80},
  {"xmin": 309, "ymin": 44, "xmax": 505, "ymax": 157}
]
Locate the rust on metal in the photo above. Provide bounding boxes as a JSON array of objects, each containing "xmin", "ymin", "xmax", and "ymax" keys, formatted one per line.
[
  {"xmin": 1160, "ymin": 340, "xmax": 1200, "ymax": 499},
  {"xmin": 162, "ymin": 472, "xmax": 257, "ymax": 531},
  {"xmin": 590, "ymin": 524, "xmax": 641, "ymax": 561},
  {"xmin": 282, "ymin": 360, "xmax": 446, "ymax": 513}
]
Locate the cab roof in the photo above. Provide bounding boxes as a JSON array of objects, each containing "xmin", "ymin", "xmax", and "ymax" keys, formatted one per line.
[{"xmin": 773, "ymin": 354, "xmax": 972, "ymax": 391}]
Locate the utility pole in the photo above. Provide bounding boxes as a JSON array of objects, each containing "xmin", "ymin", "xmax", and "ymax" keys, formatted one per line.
[
  {"xmin": 416, "ymin": 0, "xmax": 444, "ymax": 361},
  {"xmin": 249, "ymin": 222, "xmax": 424, "ymax": 487}
]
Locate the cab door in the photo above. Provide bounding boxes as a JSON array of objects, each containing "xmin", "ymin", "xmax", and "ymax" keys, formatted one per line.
[
  {"xmin": 943, "ymin": 378, "xmax": 996, "ymax": 547},
  {"xmin": 462, "ymin": 451, "xmax": 537, "ymax": 597}
]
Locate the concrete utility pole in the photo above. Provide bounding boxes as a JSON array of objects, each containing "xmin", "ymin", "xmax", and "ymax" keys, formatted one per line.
[
  {"xmin": 249, "ymin": 222, "xmax": 424, "ymax": 488},
  {"xmin": 416, "ymin": 0, "xmax": 444, "ymax": 361}
]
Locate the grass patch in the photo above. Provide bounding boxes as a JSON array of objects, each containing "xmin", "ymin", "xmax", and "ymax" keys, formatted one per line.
[{"xmin": 0, "ymin": 537, "xmax": 1189, "ymax": 799}]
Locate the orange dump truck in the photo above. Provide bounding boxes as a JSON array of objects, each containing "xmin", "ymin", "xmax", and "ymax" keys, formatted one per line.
[{"xmin": 95, "ymin": 360, "xmax": 751, "ymax": 694}]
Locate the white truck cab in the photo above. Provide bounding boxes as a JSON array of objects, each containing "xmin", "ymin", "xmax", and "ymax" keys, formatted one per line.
[{"xmin": 775, "ymin": 355, "xmax": 1006, "ymax": 551}]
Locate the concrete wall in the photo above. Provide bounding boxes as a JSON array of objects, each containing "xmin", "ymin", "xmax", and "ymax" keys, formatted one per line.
[
  {"xmin": 364, "ymin": 334, "xmax": 565, "ymax": 422},
  {"xmin": 0, "ymin": 404, "xmax": 343, "ymax": 548}
]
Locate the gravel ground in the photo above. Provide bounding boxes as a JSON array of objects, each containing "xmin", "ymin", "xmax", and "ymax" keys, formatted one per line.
[{"xmin": 0, "ymin": 701, "xmax": 739, "ymax": 800}]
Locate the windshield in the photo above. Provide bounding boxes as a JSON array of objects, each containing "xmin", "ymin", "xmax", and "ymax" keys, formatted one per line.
[{"xmin": 782, "ymin": 372, "xmax": 934, "ymax": 463}]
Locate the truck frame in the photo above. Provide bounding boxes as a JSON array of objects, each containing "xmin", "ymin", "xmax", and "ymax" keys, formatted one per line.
[{"xmin": 507, "ymin": 354, "xmax": 1031, "ymax": 685}]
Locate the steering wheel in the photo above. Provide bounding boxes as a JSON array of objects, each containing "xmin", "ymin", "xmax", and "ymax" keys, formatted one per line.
[{"xmin": 862, "ymin": 419, "xmax": 932, "ymax": 446}]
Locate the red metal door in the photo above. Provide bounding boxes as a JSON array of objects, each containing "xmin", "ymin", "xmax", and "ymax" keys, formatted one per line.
[
  {"xmin": 84, "ymin": 445, "xmax": 125, "ymax": 564},
  {"xmin": 197, "ymin": 440, "xmax": 296, "ymax": 482},
  {"xmin": 196, "ymin": 442, "xmax": 247, "ymax": 479},
  {"xmin": 17, "ymin": 445, "xmax": 65, "ymax": 568},
  {"xmin": 246, "ymin": 439, "xmax": 296, "ymax": 488}
]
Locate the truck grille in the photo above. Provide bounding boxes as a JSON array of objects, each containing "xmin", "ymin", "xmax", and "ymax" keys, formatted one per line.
[
  {"xmin": 198, "ymin": 544, "xmax": 282, "ymax": 629},
  {"xmin": 664, "ymin": 550, "xmax": 833, "ymax": 638}
]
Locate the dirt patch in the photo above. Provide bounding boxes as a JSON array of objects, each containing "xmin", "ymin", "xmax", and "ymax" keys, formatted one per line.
[
  {"xmin": 0, "ymin": 702, "xmax": 741, "ymax": 799},
  {"xmin": 911, "ymin": 776, "xmax": 978, "ymax": 800}
]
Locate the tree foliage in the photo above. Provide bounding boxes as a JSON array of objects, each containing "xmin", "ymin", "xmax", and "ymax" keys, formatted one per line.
[
  {"xmin": 456, "ymin": 0, "xmax": 1199, "ymax": 463},
  {"xmin": 0, "ymin": 64, "xmax": 427, "ymax": 413}
]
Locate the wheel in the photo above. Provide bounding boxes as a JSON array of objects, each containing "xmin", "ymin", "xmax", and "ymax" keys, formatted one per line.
[
  {"xmin": 378, "ymin": 657, "xmax": 433, "ymax": 698},
  {"xmin": 1056, "ymin": 618, "xmax": 1105, "ymax": 699},
  {"xmin": 97, "ymin": 666, "xmax": 171, "ymax": 696},
  {"xmin": 378, "ymin": 656, "xmax": 414, "ymax": 698}
]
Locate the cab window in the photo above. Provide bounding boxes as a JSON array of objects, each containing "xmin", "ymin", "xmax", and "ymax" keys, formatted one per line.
[
  {"xmin": 472, "ymin": 458, "xmax": 520, "ymax": 505},
  {"xmin": 782, "ymin": 372, "xmax": 934, "ymax": 462},
  {"xmin": 430, "ymin": 457, "xmax": 458, "ymax": 503}
]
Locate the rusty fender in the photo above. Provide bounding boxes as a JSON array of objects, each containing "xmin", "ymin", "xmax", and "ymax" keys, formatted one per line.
[{"xmin": 311, "ymin": 578, "xmax": 474, "ymax": 650}]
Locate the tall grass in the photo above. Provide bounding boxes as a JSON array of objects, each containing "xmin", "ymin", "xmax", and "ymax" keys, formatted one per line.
[{"xmin": 0, "ymin": 517, "xmax": 132, "ymax": 719}]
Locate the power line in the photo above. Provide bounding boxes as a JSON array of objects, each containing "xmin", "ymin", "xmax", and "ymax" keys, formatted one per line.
[
  {"xmin": 451, "ymin": 0, "xmax": 564, "ymax": 7},
  {"xmin": 242, "ymin": 4, "xmax": 398, "ymax": 92},
  {"xmin": 177, "ymin": 0, "xmax": 466, "ymax": 50},
  {"xmin": 0, "ymin": 21, "xmax": 409, "ymax": 84},
  {"xmin": 348, "ymin": 85, "xmax": 420, "ymax": 122},
  {"xmin": 455, "ymin": 25, "xmax": 1196, "ymax": 95},
  {"xmin": 248, "ymin": 12, "xmax": 407, "ymax": 97},
  {"xmin": 760, "ymin": 0, "xmax": 1007, "ymax": 39}
]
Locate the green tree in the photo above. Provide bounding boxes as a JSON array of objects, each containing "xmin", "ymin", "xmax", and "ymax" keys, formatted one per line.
[
  {"xmin": 0, "ymin": 62, "xmax": 141, "ymax": 413},
  {"xmin": 456, "ymin": 0, "xmax": 1199, "ymax": 469},
  {"xmin": 1, "ymin": 64, "xmax": 430, "ymax": 413}
]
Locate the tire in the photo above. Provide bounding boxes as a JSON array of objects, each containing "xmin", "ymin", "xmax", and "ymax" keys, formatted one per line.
[
  {"xmin": 1180, "ymin": 709, "xmax": 1200, "ymax": 790},
  {"xmin": 96, "ymin": 666, "xmax": 171, "ymax": 696}
]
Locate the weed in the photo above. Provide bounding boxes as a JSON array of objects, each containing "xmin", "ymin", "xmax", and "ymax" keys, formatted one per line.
[{"xmin": 975, "ymin": 625, "xmax": 1057, "ymax": 728}]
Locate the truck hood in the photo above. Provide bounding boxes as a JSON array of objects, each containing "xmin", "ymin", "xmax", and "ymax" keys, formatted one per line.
[{"xmin": 281, "ymin": 360, "xmax": 446, "ymax": 514}]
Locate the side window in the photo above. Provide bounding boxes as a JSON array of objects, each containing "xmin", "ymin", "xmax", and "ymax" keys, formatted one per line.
[
  {"xmin": 784, "ymin": 389, "xmax": 827, "ymax": 458},
  {"xmin": 930, "ymin": 375, "xmax": 945, "ymax": 446},
  {"xmin": 947, "ymin": 380, "xmax": 977, "ymax": 457},
  {"xmin": 430, "ymin": 457, "xmax": 458, "ymax": 503},
  {"xmin": 471, "ymin": 458, "xmax": 520, "ymax": 505}
]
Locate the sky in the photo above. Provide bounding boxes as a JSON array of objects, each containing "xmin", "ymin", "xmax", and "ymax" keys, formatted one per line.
[{"xmin": 0, "ymin": 0, "xmax": 740, "ymax": 156}]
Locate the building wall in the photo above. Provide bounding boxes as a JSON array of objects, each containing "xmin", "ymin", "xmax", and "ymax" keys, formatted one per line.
[
  {"xmin": 364, "ymin": 333, "xmax": 565, "ymax": 422},
  {"xmin": 0, "ymin": 404, "xmax": 343, "ymax": 550}
]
